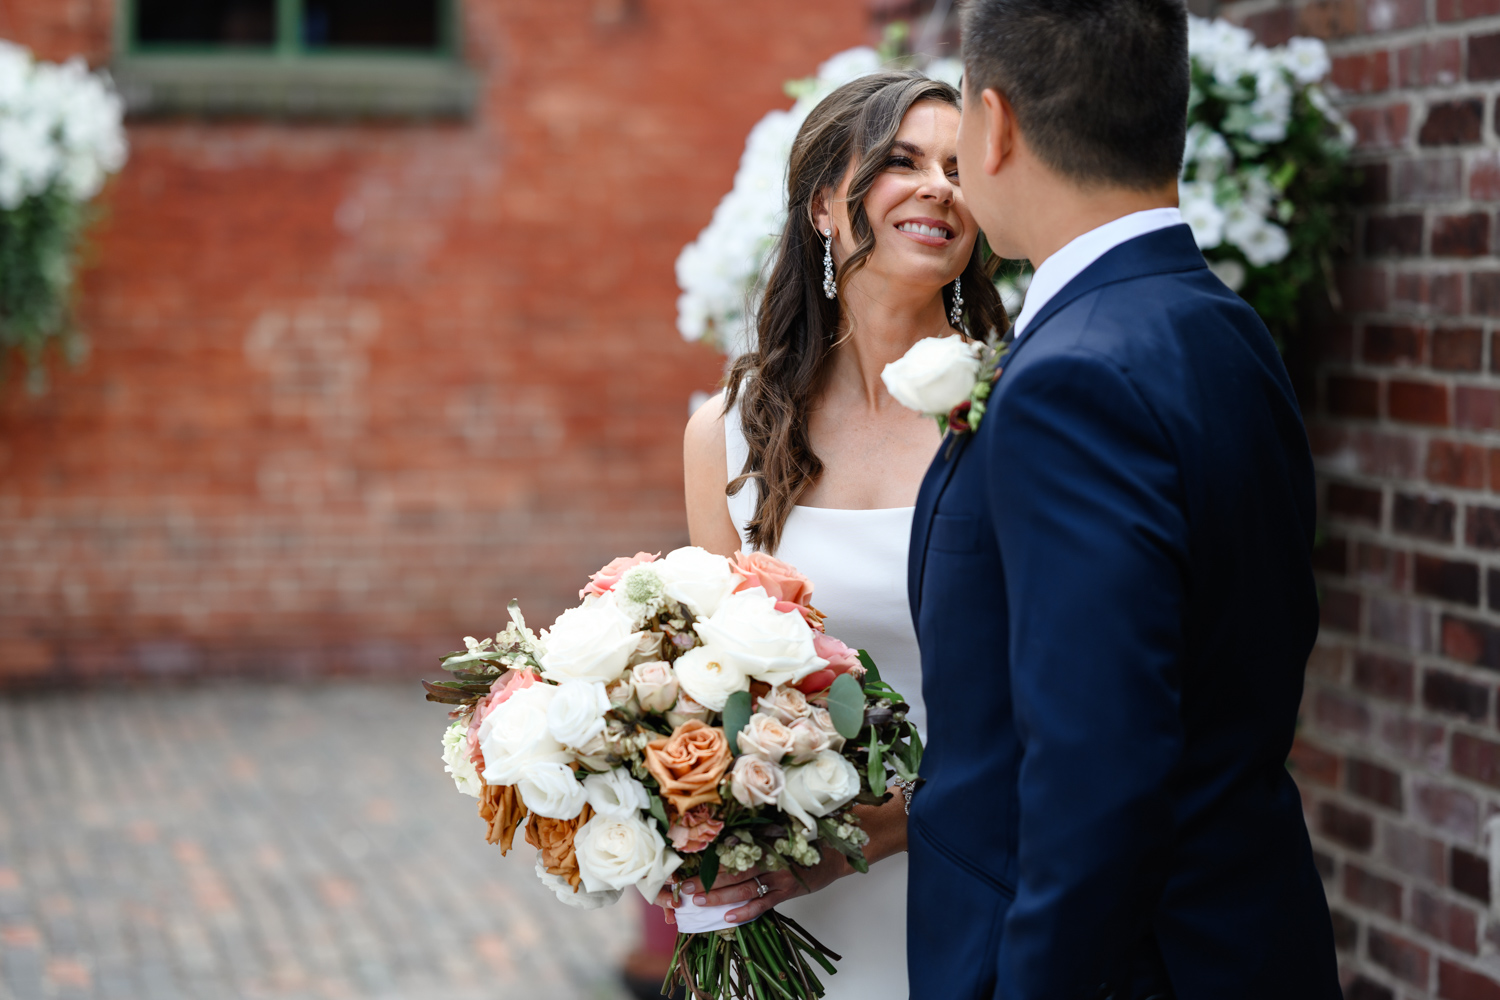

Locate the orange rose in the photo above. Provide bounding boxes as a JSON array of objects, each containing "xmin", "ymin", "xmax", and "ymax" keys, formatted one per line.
[
  {"xmin": 479, "ymin": 784, "xmax": 528, "ymax": 853},
  {"xmin": 643, "ymin": 720, "xmax": 733, "ymax": 815},
  {"xmin": 731, "ymin": 552, "xmax": 814, "ymax": 609},
  {"xmin": 525, "ymin": 803, "xmax": 594, "ymax": 889}
]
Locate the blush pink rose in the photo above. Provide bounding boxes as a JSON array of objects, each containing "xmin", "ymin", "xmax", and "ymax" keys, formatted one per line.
[
  {"xmin": 794, "ymin": 634, "xmax": 865, "ymax": 695},
  {"xmin": 732, "ymin": 552, "xmax": 815, "ymax": 609},
  {"xmin": 466, "ymin": 670, "xmax": 540, "ymax": 770},
  {"xmin": 580, "ymin": 551, "xmax": 659, "ymax": 599},
  {"xmin": 667, "ymin": 804, "xmax": 725, "ymax": 854}
]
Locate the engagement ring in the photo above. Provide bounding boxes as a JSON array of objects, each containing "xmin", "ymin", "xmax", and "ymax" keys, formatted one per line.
[{"xmin": 754, "ymin": 877, "xmax": 769, "ymax": 899}]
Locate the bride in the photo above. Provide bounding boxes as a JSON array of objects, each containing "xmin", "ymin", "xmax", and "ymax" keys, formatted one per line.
[{"xmin": 665, "ymin": 71, "xmax": 1006, "ymax": 998}]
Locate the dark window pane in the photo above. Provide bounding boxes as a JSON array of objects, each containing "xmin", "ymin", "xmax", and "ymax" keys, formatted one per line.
[
  {"xmin": 303, "ymin": 0, "xmax": 441, "ymax": 50},
  {"xmin": 136, "ymin": 0, "xmax": 276, "ymax": 45}
]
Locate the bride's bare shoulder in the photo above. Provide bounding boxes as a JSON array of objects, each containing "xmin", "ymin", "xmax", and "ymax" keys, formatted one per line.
[{"xmin": 683, "ymin": 389, "xmax": 728, "ymax": 479}]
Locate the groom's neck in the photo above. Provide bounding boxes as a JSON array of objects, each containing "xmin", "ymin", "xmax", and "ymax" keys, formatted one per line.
[{"xmin": 1014, "ymin": 173, "xmax": 1179, "ymax": 270}]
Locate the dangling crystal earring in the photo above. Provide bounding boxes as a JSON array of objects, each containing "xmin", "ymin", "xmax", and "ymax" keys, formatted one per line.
[
  {"xmin": 949, "ymin": 275, "xmax": 964, "ymax": 328},
  {"xmin": 822, "ymin": 229, "xmax": 837, "ymax": 300}
]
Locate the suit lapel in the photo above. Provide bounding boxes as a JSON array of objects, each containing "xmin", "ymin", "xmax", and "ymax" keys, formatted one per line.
[{"xmin": 908, "ymin": 430, "xmax": 969, "ymax": 626}]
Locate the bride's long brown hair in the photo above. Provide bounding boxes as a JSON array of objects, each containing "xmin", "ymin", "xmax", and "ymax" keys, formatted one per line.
[{"xmin": 724, "ymin": 72, "xmax": 1008, "ymax": 554}]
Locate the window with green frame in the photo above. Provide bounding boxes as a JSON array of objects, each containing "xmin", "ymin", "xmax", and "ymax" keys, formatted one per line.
[{"xmin": 113, "ymin": 0, "xmax": 477, "ymax": 118}]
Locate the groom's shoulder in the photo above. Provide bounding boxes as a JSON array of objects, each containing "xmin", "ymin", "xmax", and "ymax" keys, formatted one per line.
[{"xmin": 1039, "ymin": 260, "xmax": 1274, "ymax": 375}]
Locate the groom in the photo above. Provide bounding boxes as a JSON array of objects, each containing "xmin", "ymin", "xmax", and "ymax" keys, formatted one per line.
[{"xmin": 907, "ymin": 2, "xmax": 1340, "ymax": 998}]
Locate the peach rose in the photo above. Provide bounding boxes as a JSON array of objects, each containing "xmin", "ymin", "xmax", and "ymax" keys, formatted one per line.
[
  {"xmin": 667, "ymin": 804, "xmax": 725, "ymax": 854},
  {"xmin": 643, "ymin": 720, "xmax": 732, "ymax": 815},
  {"xmin": 468, "ymin": 670, "xmax": 540, "ymax": 770},
  {"xmin": 795, "ymin": 634, "xmax": 865, "ymax": 694},
  {"xmin": 581, "ymin": 552, "xmax": 659, "ymax": 599},
  {"xmin": 526, "ymin": 803, "xmax": 595, "ymax": 889},
  {"xmin": 732, "ymin": 552, "xmax": 814, "ymax": 609},
  {"xmin": 479, "ymin": 783, "xmax": 528, "ymax": 853}
]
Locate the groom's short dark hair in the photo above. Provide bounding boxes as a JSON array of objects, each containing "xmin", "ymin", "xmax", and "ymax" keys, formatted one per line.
[{"xmin": 961, "ymin": 0, "xmax": 1189, "ymax": 190}]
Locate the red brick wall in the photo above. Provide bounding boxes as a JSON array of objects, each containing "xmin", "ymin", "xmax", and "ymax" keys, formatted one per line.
[
  {"xmin": 1223, "ymin": 1, "xmax": 1500, "ymax": 995},
  {"xmin": 0, "ymin": 0, "xmax": 872, "ymax": 679}
]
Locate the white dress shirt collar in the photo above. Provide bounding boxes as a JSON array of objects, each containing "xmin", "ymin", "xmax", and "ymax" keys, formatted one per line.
[{"xmin": 1010, "ymin": 207, "xmax": 1184, "ymax": 341}]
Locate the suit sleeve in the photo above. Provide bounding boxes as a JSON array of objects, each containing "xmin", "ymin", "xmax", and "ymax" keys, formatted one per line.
[{"xmin": 987, "ymin": 348, "xmax": 1188, "ymax": 998}]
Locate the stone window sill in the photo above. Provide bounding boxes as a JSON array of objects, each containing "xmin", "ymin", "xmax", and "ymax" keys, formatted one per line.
[{"xmin": 111, "ymin": 56, "xmax": 479, "ymax": 120}]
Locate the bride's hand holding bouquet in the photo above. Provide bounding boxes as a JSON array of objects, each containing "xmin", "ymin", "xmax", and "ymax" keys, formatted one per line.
[{"xmin": 423, "ymin": 547, "xmax": 923, "ymax": 1000}]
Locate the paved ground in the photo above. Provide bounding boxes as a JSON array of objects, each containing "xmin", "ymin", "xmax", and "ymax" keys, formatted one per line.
[{"xmin": 0, "ymin": 682, "xmax": 637, "ymax": 1000}]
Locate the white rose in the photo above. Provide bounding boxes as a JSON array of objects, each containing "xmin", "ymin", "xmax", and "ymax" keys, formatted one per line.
[
  {"xmin": 758, "ymin": 685, "xmax": 811, "ymax": 725},
  {"xmin": 441, "ymin": 721, "xmax": 482, "ymax": 798},
  {"xmin": 583, "ymin": 767, "xmax": 651, "ymax": 819},
  {"xmin": 539, "ymin": 596, "xmax": 644, "ymax": 684},
  {"xmin": 479, "ymin": 684, "xmax": 572, "ymax": 786},
  {"xmin": 786, "ymin": 717, "xmax": 832, "ymax": 764},
  {"xmin": 671, "ymin": 644, "xmax": 750, "ymax": 712},
  {"xmin": 534, "ymin": 854, "xmax": 622, "ymax": 910},
  {"xmin": 779, "ymin": 749, "xmax": 861, "ymax": 833},
  {"xmin": 516, "ymin": 761, "xmax": 589, "ymax": 820},
  {"xmin": 694, "ymin": 588, "xmax": 826, "ymax": 687},
  {"xmin": 575, "ymin": 813, "xmax": 683, "ymax": 904},
  {"xmin": 729, "ymin": 754, "xmax": 786, "ymax": 807},
  {"xmin": 880, "ymin": 334, "xmax": 982, "ymax": 416},
  {"xmin": 737, "ymin": 713, "xmax": 795, "ymax": 762},
  {"xmin": 808, "ymin": 707, "xmax": 846, "ymax": 754},
  {"xmin": 632, "ymin": 660, "xmax": 680, "ymax": 713},
  {"xmin": 547, "ymin": 680, "xmax": 611, "ymax": 748},
  {"xmin": 666, "ymin": 691, "xmax": 712, "ymax": 729},
  {"xmin": 655, "ymin": 546, "xmax": 744, "ymax": 618}
]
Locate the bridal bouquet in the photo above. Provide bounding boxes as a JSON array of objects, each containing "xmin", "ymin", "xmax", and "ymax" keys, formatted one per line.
[{"xmin": 424, "ymin": 547, "xmax": 922, "ymax": 1000}]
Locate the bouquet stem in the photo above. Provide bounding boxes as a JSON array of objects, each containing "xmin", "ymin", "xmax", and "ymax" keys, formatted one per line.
[{"xmin": 663, "ymin": 911, "xmax": 841, "ymax": 1000}]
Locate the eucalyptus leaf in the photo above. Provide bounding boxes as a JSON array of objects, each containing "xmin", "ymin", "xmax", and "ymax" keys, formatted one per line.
[
  {"xmin": 722, "ymin": 690, "xmax": 752, "ymax": 754},
  {"xmin": 699, "ymin": 842, "xmax": 721, "ymax": 892},
  {"xmin": 826, "ymin": 674, "xmax": 866, "ymax": 740}
]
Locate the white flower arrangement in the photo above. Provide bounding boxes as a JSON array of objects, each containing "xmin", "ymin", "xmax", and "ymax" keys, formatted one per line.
[
  {"xmin": 1181, "ymin": 17, "xmax": 1350, "ymax": 285},
  {"xmin": 0, "ymin": 41, "xmax": 126, "ymax": 209},
  {"xmin": 0, "ymin": 40, "xmax": 128, "ymax": 389}
]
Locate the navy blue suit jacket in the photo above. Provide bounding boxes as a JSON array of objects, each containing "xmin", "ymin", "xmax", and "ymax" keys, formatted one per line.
[{"xmin": 906, "ymin": 226, "xmax": 1340, "ymax": 999}]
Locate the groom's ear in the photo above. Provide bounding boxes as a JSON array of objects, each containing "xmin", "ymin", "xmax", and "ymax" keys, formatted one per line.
[{"xmin": 980, "ymin": 88, "xmax": 1015, "ymax": 178}]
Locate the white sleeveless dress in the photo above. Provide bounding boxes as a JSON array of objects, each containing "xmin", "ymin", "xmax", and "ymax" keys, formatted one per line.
[{"xmin": 722, "ymin": 391, "xmax": 922, "ymax": 1000}]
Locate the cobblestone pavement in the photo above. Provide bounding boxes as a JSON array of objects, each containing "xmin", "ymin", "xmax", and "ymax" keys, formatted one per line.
[{"xmin": 0, "ymin": 682, "xmax": 637, "ymax": 1000}]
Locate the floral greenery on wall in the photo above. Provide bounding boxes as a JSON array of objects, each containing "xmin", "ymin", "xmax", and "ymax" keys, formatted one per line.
[
  {"xmin": 676, "ymin": 18, "xmax": 1354, "ymax": 357},
  {"xmin": 1180, "ymin": 17, "xmax": 1355, "ymax": 347},
  {"xmin": 0, "ymin": 41, "xmax": 128, "ymax": 394}
]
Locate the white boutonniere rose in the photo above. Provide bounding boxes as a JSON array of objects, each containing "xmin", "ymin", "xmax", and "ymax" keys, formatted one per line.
[
  {"xmin": 882, "ymin": 334, "xmax": 1005, "ymax": 437},
  {"xmin": 882, "ymin": 334, "xmax": 981, "ymax": 414}
]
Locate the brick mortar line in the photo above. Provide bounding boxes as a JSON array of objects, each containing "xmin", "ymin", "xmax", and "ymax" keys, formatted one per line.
[
  {"xmin": 1316, "ymin": 455, "xmax": 1500, "ymax": 493},
  {"xmin": 1324, "ymin": 18, "xmax": 1500, "ymax": 60},
  {"xmin": 1319, "ymin": 874, "xmax": 1490, "ymax": 988},
  {"xmin": 1335, "ymin": 81, "xmax": 1500, "ymax": 112}
]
